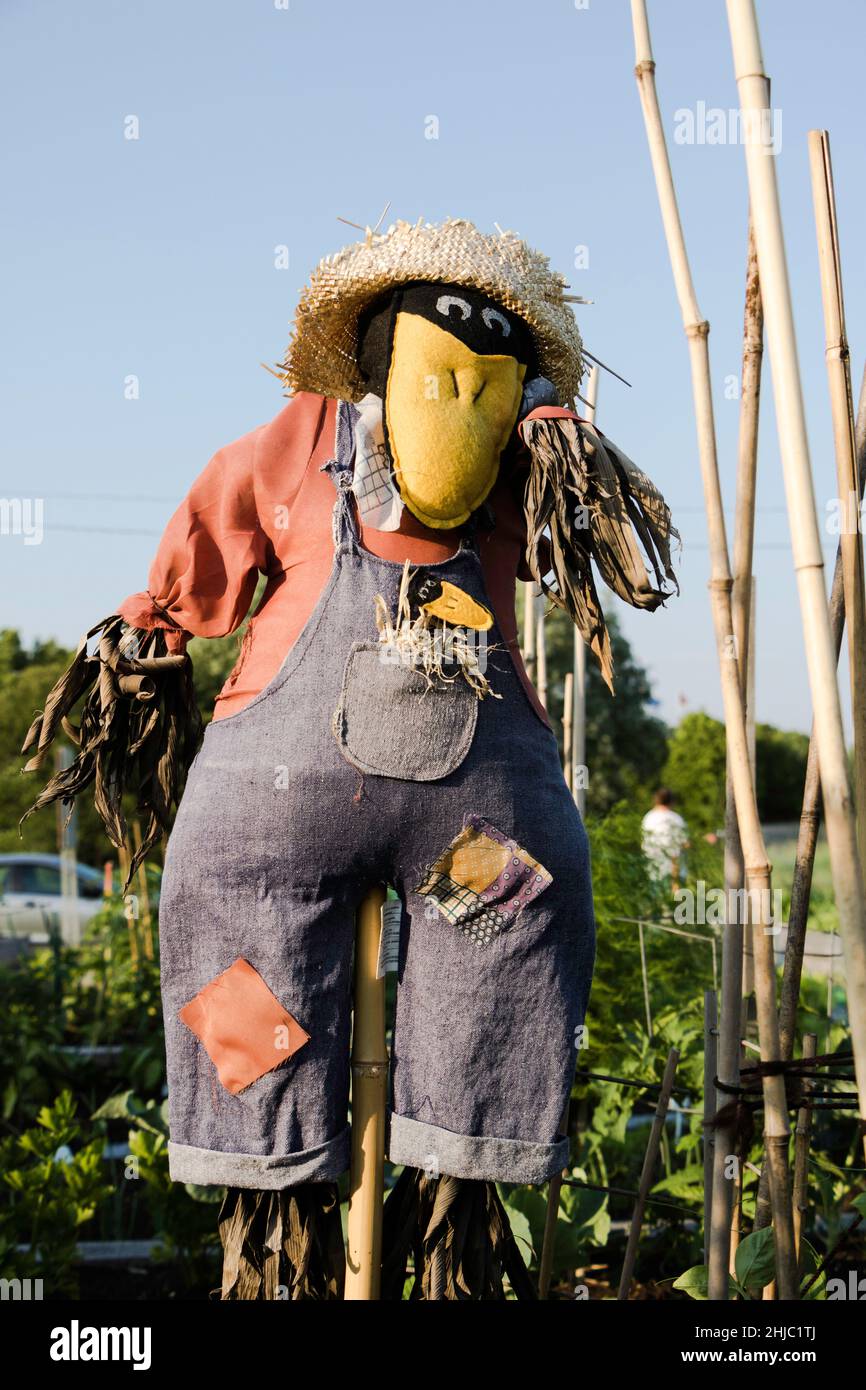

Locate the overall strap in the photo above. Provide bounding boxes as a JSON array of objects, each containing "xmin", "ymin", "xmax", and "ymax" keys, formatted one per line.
[{"xmin": 321, "ymin": 456, "xmax": 360, "ymax": 549}]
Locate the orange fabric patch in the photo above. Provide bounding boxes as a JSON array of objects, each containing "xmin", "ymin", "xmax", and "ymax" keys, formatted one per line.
[{"xmin": 179, "ymin": 957, "xmax": 310, "ymax": 1095}]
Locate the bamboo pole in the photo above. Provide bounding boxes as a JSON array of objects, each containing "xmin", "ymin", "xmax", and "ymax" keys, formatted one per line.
[
  {"xmin": 809, "ymin": 128, "xmax": 866, "ymax": 888},
  {"xmin": 719, "ymin": 223, "xmax": 764, "ymax": 1266},
  {"xmin": 631, "ymin": 0, "xmax": 797, "ymax": 1300},
  {"xmin": 118, "ymin": 840, "xmax": 139, "ymax": 968},
  {"xmin": 781, "ymin": 373, "xmax": 866, "ymax": 1057},
  {"xmin": 753, "ymin": 376, "xmax": 866, "ymax": 1230},
  {"xmin": 702, "ymin": 991, "xmax": 718, "ymax": 1262},
  {"xmin": 726, "ymin": 0, "xmax": 866, "ymax": 1168},
  {"xmin": 571, "ymin": 366, "xmax": 598, "ymax": 814},
  {"xmin": 742, "ymin": 583, "xmax": 757, "ymax": 1003},
  {"xmin": 731, "ymin": 223, "xmax": 764, "ymax": 1014},
  {"xmin": 345, "ymin": 884, "xmax": 387, "ymax": 1301},
  {"xmin": 131, "ymin": 819, "xmax": 154, "ymax": 960},
  {"xmin": 523, "ymin": 582, "xmax": 537, "ymax": 686},
  {"xmin": 562, "ymin": 671, "xmax": 574, "ymax": 794},
  {"xmin": 536, "ymin": 601, "xmax": 548, "ymax": 712},
  {"xmin": 792, "ymin": 1033, "xmax": 817, "ymax": 1268},
  {"xmin": 723, "ymin": 222, "xmax": 762, "ymax": 946},
  {"xmin": 538, "ymin": 666, "xmax": 575, "ymax": 1291},
  {"xmin": 617, "ymin": 1047, "xmax": 679, "ymax": 1299},
  {"xmin": 538, "ymin": 1100, "xmax": 571, "ymax": 1300}
]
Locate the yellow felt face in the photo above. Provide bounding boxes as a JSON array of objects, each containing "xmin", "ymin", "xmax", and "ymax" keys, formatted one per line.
[{"xmin": 385, "ymin": 311, "xmax": 526, "ymax": 529}]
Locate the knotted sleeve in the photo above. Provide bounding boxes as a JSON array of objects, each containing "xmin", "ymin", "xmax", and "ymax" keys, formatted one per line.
[{"xmin": 117, "ymin": 428, "xmax": 267, "ymax": 646}]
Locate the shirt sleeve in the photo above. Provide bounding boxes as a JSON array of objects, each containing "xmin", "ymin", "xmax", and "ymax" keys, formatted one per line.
[{"xmin": 117, "ymin": 426, "xmax": 267, "ymax": 649}]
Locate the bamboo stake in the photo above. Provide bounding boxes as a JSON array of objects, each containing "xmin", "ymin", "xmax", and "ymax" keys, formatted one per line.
[
  {"xmin": 631, "ymin": 0, "xmax": 797, "ymax": 1300},
  {"xmin": 742, "ymin": 583, "xmax": 757, "ymax": 1003},
  {"xmin": 538, "ymin": 1100, "xmax": 571, "ymax": 1300},
  {"xmin": 523, "ymin": 583, "xmax": 537, "ymax": 686},
  {"xmin": 724, "ymin": 221, "xmax": 762, "ymax": 961},
  {"xmin": 571, "ymin": 366, "xmax": 598, "ymax": 814},
  {"xmin": 792, "ymin": 1033, "xmax": 817, "ymax": 1267},
  {"xmin": 809, "ymin": 128, "xmax": 866, "ymax": 888},
  {"xmin": 720, "ymin": 223, "xmax": 764, "ymax": 1268},
  {"xmin": 345, "ymin": 884, "xmax": 387, "ymax": 1301},
  {"xmin": 131, "ymin": 819, "xmax": 154, "ymax": 960},
  {"xmin": 752, "ymin": 371, "xmax": 866, "ymax": 1229},
  {"xmin": 539, "ymin": 668, "xmax": 577, "ymax": 1289},
  {"xmin": 118, "ymin": 840, "xmax": 139, "ymax": 968},
  {"xmin": 536, "ymin": 601, "xmax": 548, "ymax": 712},
  {"xmin": 562, "ymin": 671, "xmax": 574, "ymax": 793},
  {"xmin": 726, "ymin": 0, "xmax": 866, "ymax": 1169},
  {"xmin": 703, "ymin": 991, "xmax": 718, "ymax": 1261},
  {"xmin": 617, "ymin": 1047, "xmax": 679, "ymax": 1299}
]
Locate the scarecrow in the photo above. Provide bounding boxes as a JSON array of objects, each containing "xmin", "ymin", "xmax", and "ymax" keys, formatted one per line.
[{"xmin": 23, "ymin": 218, "xmax": 678, "ymax": 1299}]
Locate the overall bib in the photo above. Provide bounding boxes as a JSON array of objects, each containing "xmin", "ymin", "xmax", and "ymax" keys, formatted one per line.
[{"xmin": 159, "ymin": 456, "xmax": 596, "ymax": 1190}]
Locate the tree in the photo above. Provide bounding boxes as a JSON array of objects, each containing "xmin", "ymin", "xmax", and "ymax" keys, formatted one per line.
[
  {"xmin": 0, "ymin": 630, "xmax": 109, "ymax": 864},
  {"xmin": 519, "ymin": 595, "xmax": 670, "ymax": 816},
  {"xmin": 755, "ymin": 724, "xmax": 809, "ymax": 823},
  {"xmin": 661, "ymin": 711, "xmax": 727, "ymax": 836}
]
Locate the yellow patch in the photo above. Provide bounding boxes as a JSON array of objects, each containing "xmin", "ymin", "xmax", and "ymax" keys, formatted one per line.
[
  {"xmin": 421, "ymin": 582, "xmax": 493, "ymax": 631},
  {"xmin": 443, "ymin": 831, "xmax": 512, "ymax": 894},
  {"xmin": 385, "ymin": 312, "xmax": 525, "ymax": 529}
]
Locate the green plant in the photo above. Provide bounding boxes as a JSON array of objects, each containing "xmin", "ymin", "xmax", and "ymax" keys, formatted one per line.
[
  {"xmin": 92, "ymin": 1090, "xmax": 221, "ymax": 1291},
  {"xmin": 673, "ymin": 1226, "xmax": 828, "ymax": 1301},
  {"xmin": 0, "ymin": 1091, "xmax": 113, "ymax": 1296}
]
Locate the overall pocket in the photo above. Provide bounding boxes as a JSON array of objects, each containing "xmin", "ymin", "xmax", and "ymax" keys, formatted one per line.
[{"xmin": 332, "ymin": 640, "xmax": 478, "ymax": 781}]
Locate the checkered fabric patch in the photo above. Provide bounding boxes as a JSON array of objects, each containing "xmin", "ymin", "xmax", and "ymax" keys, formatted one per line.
[{"xmin": 416, "ymin": 817, "xmax": 552, "ymax": 947}]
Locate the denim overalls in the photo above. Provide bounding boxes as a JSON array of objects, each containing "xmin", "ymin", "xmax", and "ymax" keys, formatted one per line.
[{"xmin": 159, "ymin": 452, "xmax": 596, "ymax": 1189}]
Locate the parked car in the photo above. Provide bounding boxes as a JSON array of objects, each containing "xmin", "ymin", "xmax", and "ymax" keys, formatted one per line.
[{"xmin": 0, "ymin": 853, "xmax": 105, "ymax": 945}]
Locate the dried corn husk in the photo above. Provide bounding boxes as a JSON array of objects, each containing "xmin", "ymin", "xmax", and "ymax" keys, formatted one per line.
[
  {"xmin": 218, "ymin": 1184, "xmax": 345, "ymax": 1301},
  {"xmin": 381, "ymin": 1168, "xmax": 535, "ymax": 1301},
  {"xmin": 522, "ymin": 414, "xmax": 679, "ymax": 690},
  {"xmin": 20, "ymin": 615, "xmax": 201, "ymax": 888}
]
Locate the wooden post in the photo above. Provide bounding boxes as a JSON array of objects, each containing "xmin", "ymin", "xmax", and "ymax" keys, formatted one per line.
[
  {"xmin": 793, "ymin": 1034, "xmax": 817, "ymax": 1267},
  {"xmin": 345, "ymin": 884, "xmax": 388, "ymax": 1300},
  {"xmin": 726, "ymin": 0, "xmax": 866, "ymax": 1172},
  {"xmin": 631, "ymin": 0, "xmax": 797, "ymax": 1299},
  {"xmin": 617, "ymin": 1048, "xmax": 679, "ymax": 1299}
]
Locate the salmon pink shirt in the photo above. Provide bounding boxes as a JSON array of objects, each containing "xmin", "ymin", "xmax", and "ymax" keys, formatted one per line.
[{"xmin": 118, "ymin": 392, "xmax": 551, "ymax": 727}]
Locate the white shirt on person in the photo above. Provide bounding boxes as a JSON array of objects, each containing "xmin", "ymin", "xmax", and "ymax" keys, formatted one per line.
[{"xmin": 641, "ymin": 806, "xmax": 689, "ymax": 880}]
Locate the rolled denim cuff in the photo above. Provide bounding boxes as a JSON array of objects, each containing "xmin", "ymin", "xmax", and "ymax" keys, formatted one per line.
[
  {"xmin": 387, "ymin": 1112, "xmax": 568, "ymax": 1185},
  {"xmin": 167, "ymin": 1127, "xmax": 350, "ymax": 1189}
]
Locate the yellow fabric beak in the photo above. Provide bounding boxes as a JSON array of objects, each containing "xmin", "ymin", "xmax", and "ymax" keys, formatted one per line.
[{"xmin": 385, "ymin": 312, "xmax": 526, "ymax": 529}]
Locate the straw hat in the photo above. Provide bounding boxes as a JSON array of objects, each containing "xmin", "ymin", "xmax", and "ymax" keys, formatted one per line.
[{"xmin": 280, "ymin": 217, "xmax": 586, "ymax": 405}]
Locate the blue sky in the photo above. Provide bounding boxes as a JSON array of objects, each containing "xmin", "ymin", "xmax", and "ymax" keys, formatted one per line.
[{"xmin": 2, "ymin": 0, "xmax": 864, "ymax": 735}]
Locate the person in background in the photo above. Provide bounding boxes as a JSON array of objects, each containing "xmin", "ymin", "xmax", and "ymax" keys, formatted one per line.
[{"xmin": 642, "ymin": 787, "xmax": 690, "ymax": 886}]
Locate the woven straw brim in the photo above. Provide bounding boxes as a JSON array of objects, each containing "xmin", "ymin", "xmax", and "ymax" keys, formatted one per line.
[{"xmin": 280, "ymin": 218, "xmax": 585, "ymax": 405}]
